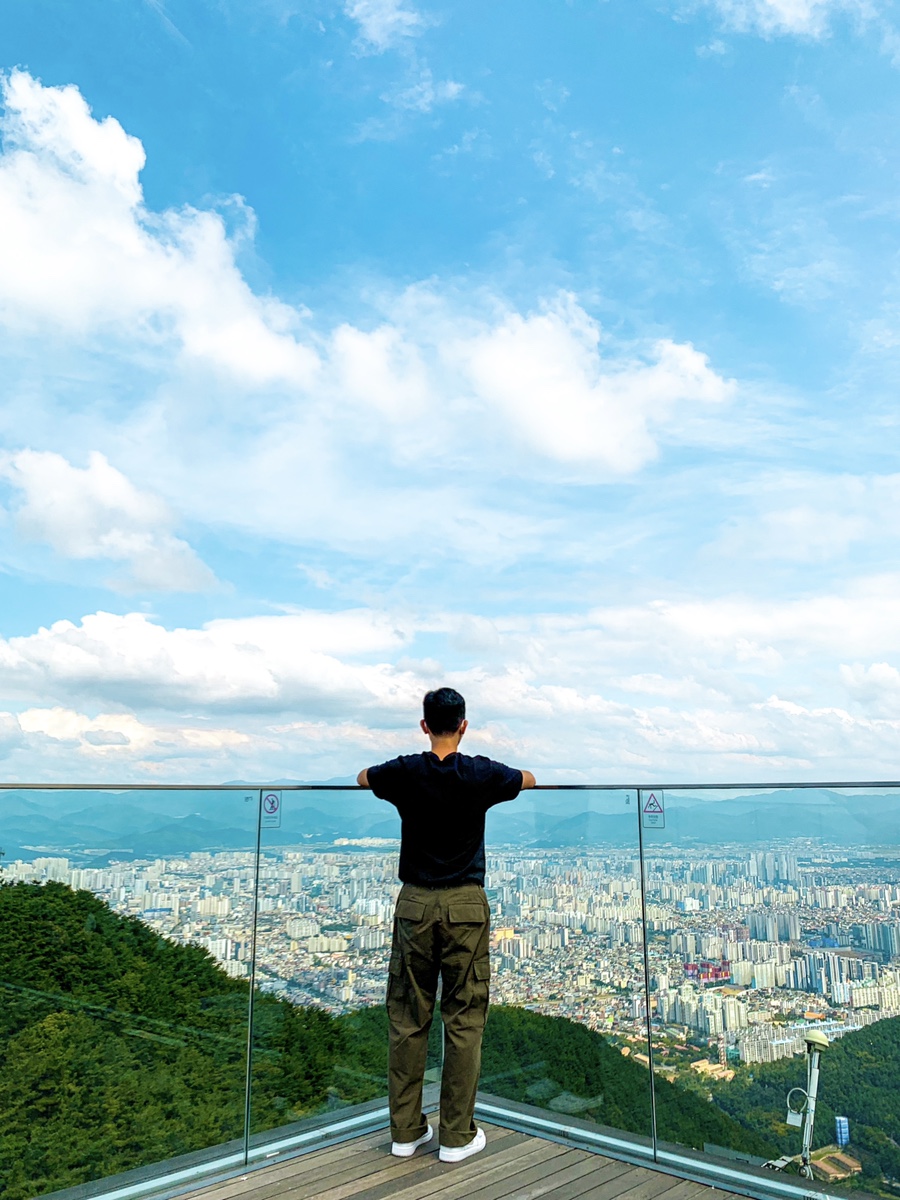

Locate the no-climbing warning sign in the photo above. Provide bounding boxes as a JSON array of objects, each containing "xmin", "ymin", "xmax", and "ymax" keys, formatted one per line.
[
  {"xmin": 260, "ymin": 790, "xmax": 282, "ymax": 829},
  {"xmin": 639, "ymin": 790, "xmax": 665, "ymax": 830}
]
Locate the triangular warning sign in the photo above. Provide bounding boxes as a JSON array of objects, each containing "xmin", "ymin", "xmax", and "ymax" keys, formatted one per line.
[{"xmin": 643, "ymin": 793, "xmax": 663, "ymax": 813}]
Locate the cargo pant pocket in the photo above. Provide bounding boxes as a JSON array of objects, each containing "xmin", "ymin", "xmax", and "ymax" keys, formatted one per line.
[{"xmin": 471, "ymin": 955, "xmax": 491, "ymax": 1026}]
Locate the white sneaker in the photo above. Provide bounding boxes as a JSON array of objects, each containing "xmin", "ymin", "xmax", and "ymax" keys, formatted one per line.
[
  {"xmin": 439, "ymin": 1127, "xmax": 486, "ymax": 1163},
  {"xmin": 391, "ymin": 1125, "xmax": 434, "ymax": 1157}
]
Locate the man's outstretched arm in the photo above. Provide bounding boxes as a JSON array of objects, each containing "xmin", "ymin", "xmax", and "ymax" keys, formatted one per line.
[
  {"xmin": 357, "ymin": 768, "xmax": 371, "ymax": 787},
  {"xmin": 520, "ymin": 770, "xmax": 536, "ymax": 789}
]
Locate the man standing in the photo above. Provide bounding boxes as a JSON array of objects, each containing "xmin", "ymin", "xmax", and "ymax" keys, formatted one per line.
[{"xmin": 358, "ymin": 687, "xmax": 536, "ymax": 1163}]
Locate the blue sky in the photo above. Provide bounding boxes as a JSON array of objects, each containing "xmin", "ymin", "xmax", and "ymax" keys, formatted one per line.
[{"xmin": 0, "ymin": 0, "xmax": 899, "ymax": 782}]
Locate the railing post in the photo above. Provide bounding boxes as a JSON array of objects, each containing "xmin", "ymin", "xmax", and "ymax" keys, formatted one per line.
[
  {"xmin": 243, "ymin": 790, "xmax": 265, "ymax": 1166},
  {"xmin": 635, "ymin": 788, "xmax": 659, "ymax": 1163}
]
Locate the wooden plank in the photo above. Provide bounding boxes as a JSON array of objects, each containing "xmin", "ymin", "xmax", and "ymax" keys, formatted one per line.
[
  {"xmin": 320, "ymin": 1131, "xmax": 547, "ymax": 1200},
  {"xmin": 187, "ymin": 1135, "xmax": 393, "ymax": 1200},
  {"xmin": 480, "ymin": 1154, "xmax": 632, "ymax": 1200},
  {"xmin": 191, "ymin": 1121, "xmax": 512, "ymax": 1200},
  {"xmin": 562, "ymin": 1164, "xmax": 695, "ymax": 1200},
  {"xmin": 406, "ymin": 1142, "xmax": 577, "ymax": 1200},
  {"xmin": 178, "ymin": 1126, "xmax": 737, "ymax": 1200},
  {"xmin": 538, "ymin": 1164, "xmax": 650, "ymax": 1200},
  {"xmin": 274, "ymin": 1127, "xmax": 525, "ymax": 1200},
  {"xmin": 280, "ymin": 1127, "xmax": 525, "ymax": 1200},
  {"xmin": 631, "ymin": 1181, "xmax": 719, "ymax": 1200},
  {"xmin": 187, "ymin": 1127, "xmax": 395, "ymax": 1199},
  {"xmin": 239, "ymin": 1145, "xmax": 393, "ymax": 1200},
  {"xmin": 191, "ymin": 1117, "xmax": 507, "ymax": 1200},
  {"xmin": 465, "ymin": 1150, "xmax": 594, "ymax": 1200},
  {"xmin": 270, "ymin": 1128, "xmax": 513, "ymax": 1200},
  {"xmin": 418, "ymin": 1144, "xmax": 577, "ymax": 1200},
  {"xmin": 527, "ymin": 1157, "xmax": 637, "ymax": 1200}
]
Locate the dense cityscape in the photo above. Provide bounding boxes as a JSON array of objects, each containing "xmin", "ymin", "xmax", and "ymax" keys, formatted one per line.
[{"xmin": 6, "ymin": 836, "xmax": 900, "ymax": 1090}]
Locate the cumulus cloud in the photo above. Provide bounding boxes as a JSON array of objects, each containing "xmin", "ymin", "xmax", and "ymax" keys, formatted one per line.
[
  {"xmin": 0, "ymin": 70, "xmax": 318, "ymax": 386},
  {"xmin": 2, "ymin": 580, "xmax": 900, "ymax": 780},
  {"xmin": 454, "ymin": 299, "xmax": 733, "ymax": 472},
  {"xmin": 321, "ymin": 291, "xmax": 733, "ymax": 481},
  {"xmin": 691, "ymin": 0, "xmax": 875, "ymax": 37},
  {"xmin": 0, "ymin": 450, "xmax": 215, "ymax": 591},
  {"xmin": 17, "ymin": 706, "xmax": 249, "ymax": 754},
  {"xmin": 0, "ymin": 72, "xmax": 740, "ymax": 581},
  {"xmin": 0, "ymin": 609, "xmax": 417, "ymax": 712}
]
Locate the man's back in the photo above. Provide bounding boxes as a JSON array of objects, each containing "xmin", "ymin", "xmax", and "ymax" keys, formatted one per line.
[{"xmin": 367, "ymin": 751, "xmax": 523, "ymax": 888}]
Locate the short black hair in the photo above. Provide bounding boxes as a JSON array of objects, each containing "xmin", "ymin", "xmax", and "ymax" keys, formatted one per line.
[{"xmin": 423, "ymin": 687, "xmax": 466, "ymax": 735}]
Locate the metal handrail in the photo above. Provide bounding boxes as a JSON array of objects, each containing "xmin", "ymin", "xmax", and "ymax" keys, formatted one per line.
[{"xmin": 3, "ymin": 780, "xmax": 900, "ymax": 790}]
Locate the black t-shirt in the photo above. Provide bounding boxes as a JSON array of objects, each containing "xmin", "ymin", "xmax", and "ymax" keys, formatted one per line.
[{"xmin": 367, "ymin": 752, "xmax": 523, "ymax": 887}]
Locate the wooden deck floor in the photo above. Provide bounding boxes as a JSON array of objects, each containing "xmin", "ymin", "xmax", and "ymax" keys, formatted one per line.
[{"xmin": 187, "ymin": 1122, "xmax": 747, "ymax": 1200}]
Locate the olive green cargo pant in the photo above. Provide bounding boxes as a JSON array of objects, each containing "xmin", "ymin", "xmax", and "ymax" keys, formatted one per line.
[{"xmin": 387, "ymin": 882, "xmax": 491, "ymax": 1149}]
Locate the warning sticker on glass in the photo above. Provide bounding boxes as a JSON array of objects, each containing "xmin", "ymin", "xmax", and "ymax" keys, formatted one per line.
[
  {"xmin": 639, "ymin": 790, "xmax": 665, "ymax": 829},
  {"xmin": 261, "ymin": 790, "xmax": 282, "ymax": 829}
]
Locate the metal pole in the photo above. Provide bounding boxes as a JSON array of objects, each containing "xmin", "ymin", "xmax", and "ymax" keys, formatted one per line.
[
  {"xmin": 635, "ymin": 791, "xmax": 659, "ymax": 1161},
  {"xmin": 242, "ymin": 791, "xmax": 264, "ymax": 1166},
  {"xmin": 800, "ymin": 1047, "xmax": 822, "ymax": 1179}
]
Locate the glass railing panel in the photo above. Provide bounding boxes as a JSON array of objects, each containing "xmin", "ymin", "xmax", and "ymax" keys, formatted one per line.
[
  {"xmin": 0, "ymin": 785, "xmax": 256, "ymax": 1200},
  {"xmin": 643, "ymin": 783, "xmax": 900, "ymax": 1195},
  {"xmin": 246, "ymin": 787, "xmax": 395, "ymax": 1150},
  {"xmin": 478, "ymin": 787, "xmax": 655, "ymax": 1149},
  {"xmin": 10, "ymin": 777, "xmax": 900, "ymax": 1200}
]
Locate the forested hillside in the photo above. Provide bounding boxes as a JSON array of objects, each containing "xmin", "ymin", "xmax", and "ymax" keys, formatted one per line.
[
  {"xmin": 0, "ymin": 882, "xmax": 358, "ymax": 1200},
  {"xmin": 1, "ymin": 883, "xmax": 766, "ymax": 1199}
]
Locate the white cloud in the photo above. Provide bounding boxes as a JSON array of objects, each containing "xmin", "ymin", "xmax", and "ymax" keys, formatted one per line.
[
  {"xmin": 0, "ymin": 609, "xmax": 417, "ymax": 713},
  {"xmin": 839, "ymin": 661, "xmax": 900, "ymax": 715},
  {"xmin": 345, "ymin": 0, "xmax": 424, "ymax": 51},
  {"xmin": 696, "ymin": 37, "xmax": 730, "ymax": 54},
  {"xmin": 536, "ymin": 81, "xmax": 570, "ymax": 113},
  {"xmin": 728, "ymin": 193, "xmax": 852, "ymax": 305},
  {"xmin": 0, "ymin": 71, "xmax": 735, "ymax": 569},
  {"xmin": 0, "ymin": 704, "xmax": 258, "ymax": 773},
  {"xmin": 0, "ymin": 711, "xmax": 23, "ymax": 756},
  {"xmin": 692, "ymin": 0, "xmax": 874, "ymax": 37},
  {"xmin": 17, "ymin": 706, "xmax": 250, "ymax": 756},
  {"xmin": 0, "ymin": 450, "xmax": 215, "ymax": 591},
  {"xmin": 385, "ymin": 68, "xmax": 464, "ymax": 112},
  {"xmin": 712, "ymin": 472, "xmax": 900, "ymax": 562},
  {"xmin": 354, "ymin": 65, "xmax": 465, "ymax": 138},
  {"xmin": 2, "ymin": 580, "xmax": 900, "ymax": 779},
  {"xmin": 0, "ymin": 70, "xmax": 318, "ymax": 386},
  {"xmin": 453, "ymin": 298, "xmax": 733, "ymax": 473},
  {"xmin": 326, "ymin": 292, "xmax": 733, "ymax": 481}
]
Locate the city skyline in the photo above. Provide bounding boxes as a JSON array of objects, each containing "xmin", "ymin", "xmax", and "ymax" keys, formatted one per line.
[{"xmin": 9, "ymin": 834, "xmax": 900, "ymax": 1073}]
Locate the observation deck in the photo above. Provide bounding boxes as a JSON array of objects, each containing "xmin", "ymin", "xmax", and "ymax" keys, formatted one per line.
[{"xmin": 182, "ymin": 1118, "xmax": 739, "ymax": 1200}]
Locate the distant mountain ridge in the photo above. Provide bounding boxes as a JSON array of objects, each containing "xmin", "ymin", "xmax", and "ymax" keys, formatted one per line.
[{"xmin": 1, "ymin": 786, "xmax": 897, "ymax": 861}]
